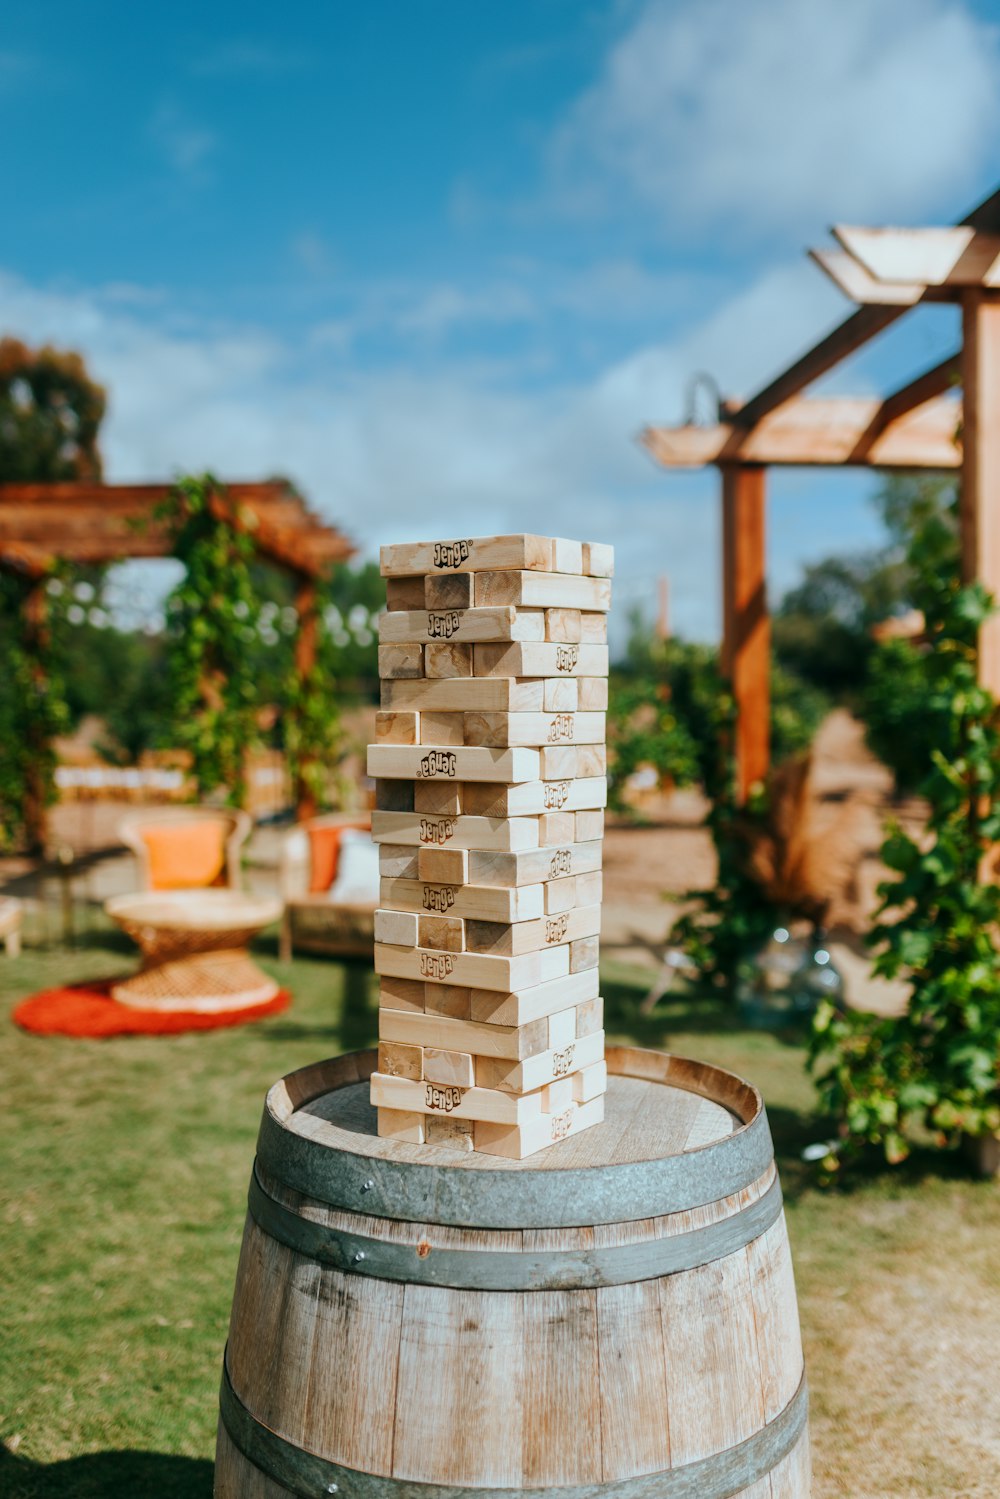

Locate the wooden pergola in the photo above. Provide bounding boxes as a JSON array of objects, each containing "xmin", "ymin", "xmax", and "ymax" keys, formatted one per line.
[
  {"xmin": 641, "ymin": 183, "xmax": 1000, "ymax": 801},
  {"xmin": 0, "ymin": 480, "xmax": 355, "ymax": 839}
]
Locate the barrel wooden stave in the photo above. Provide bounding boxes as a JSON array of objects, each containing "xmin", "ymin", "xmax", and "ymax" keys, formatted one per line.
[{"xmin": 216, "ymin": 1050, "xmax": 808, "ymax": 1496}]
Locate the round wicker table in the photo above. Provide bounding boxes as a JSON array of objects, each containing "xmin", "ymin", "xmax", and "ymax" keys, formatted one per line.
[{"xmin": 105, "ymin": 890, "xmax": 283, "ymax": 1013}]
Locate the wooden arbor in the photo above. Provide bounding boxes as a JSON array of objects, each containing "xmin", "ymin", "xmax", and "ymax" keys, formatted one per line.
[
  {"xmin": 0, "ymin": 481, "xmax": 355, "ymax": 840},
  {"xmin": 642, "ymin": 184, "xmax": 1000, "ymax": 801}
]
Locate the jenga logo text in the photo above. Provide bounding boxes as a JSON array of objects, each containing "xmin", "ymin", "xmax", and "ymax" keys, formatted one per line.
[
  {"xmin": 422, "ymin": 885, "xmax": 455, "ymax": 913},
  {"xmin": 547, "ymin": 714, "xmax": 573, "ymax": 743},
  {"xmin": 419, "ymin": 952, "xmax": 455, "ymax": 979},
  {"xmin": 545, "ymin": 914, "xmax": 569, "ymax": 944},
  {"xmin": 432, "ymin": 540, "xmax": 471, "ymax": 569},
  {"xmin": 550, "ymin": 1107, "xmax": 575, "ymax": 1141},
  {"xmin": 552, "ymin": 1045, "xmax": 576, "ymax": 1077},
  {"xmin": 548, "ymin": 848, "xmax": 572, "ymax": 878},
  {"xmin": 418, "ymin": 750, "xmax": 456, "ymax": 778},
  {"xmin": 427, "ymin": 611, "xmax": 460, "ymax": 639},
  {"xmin": 556, "ymin": 645, "xmax": 579, "ymax": 673},
  {"xmin": 544, "ymin": 780, "xmax": 570, "ymax": 809},
  {"xmin": 425, "ymin": 1083, "xmax": 464, "ymax": 1112},
  {"xmin": 420, "ymin": 818, "xmax": 456, "ymax": 845}
]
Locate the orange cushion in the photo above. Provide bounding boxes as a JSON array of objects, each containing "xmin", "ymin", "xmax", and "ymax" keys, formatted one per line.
[
  {"xmin": 140, "ymin": 819, "xmax": 227, "ymax": 891},
  {"xmin": 308, "ymin": 821, "xmax": 370, "ymax": 892}
]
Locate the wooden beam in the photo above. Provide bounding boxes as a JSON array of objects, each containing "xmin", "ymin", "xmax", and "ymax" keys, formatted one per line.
[
  {"xmin": 961, "ymin": 291, "xmax": 1000, "ymax": 696},
  {"xmin": 721, "ymin": 466, "xmax": 769, "ymax": 802},
  {"xmin": 835, "ymin": 225, "xmax": 1000, "ymax": 289},
  {"xmin": 642, "ymin": 391, "xmax": 961, "ymax": 470},
  {"xmin": 733, "ymin": 184, "xmax": 1000, "ymax": 427},
  {"xmin": 809, "ymin": 247, "xmax": 926, "ymax": 306},
  {"xmin": 847, "ymin": 354, "xmax": 960, "ymax": 462}
]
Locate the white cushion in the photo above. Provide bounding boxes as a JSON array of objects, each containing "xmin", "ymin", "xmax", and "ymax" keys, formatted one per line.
[{"xmin": 326, "ymin": 829, "xmax": 380, "ymax": 904}]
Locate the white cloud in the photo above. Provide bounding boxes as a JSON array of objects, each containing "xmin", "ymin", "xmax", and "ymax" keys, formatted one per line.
[
  {"xmin": 552, "ymin": 0, "xmax": 1000, "ymax": 242},
  {"xmin": 0, "ymin": 253, "xmax": 879, "ymax": 643},
  {"xmin": 150, "ymin": 102, "xmax": 217, "ymax": 179}
]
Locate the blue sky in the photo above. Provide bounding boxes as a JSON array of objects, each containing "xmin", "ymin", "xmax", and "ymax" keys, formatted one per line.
[{"xmin": 2, "ymin": 0, "xmax": 999, "ymax": 636}]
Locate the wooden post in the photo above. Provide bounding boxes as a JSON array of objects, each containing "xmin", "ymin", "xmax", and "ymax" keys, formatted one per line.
[
  {"xmin": 961, "ymin": 291, "xmax": 1000, "ymax": 698},
  {"xmin": 23, "ymin": 575, "xmax": 49, "ymax": 851},
  {"xmin": 720, "ymin": 464, "xmax": 770, "ymax": 802},
  {"xmin": 293, "ymin": 574, "xmax": 319, "ymax": 824}
]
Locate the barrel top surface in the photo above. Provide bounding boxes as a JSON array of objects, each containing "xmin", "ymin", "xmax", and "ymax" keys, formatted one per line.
[{"xmin": 255, "ymin": 1046, "xmax": 775, "ymax": 1228}]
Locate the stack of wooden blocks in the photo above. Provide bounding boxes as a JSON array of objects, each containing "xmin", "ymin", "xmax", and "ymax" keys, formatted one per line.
[{"xmin": 367, "ymin": 533, "xmax": 612, "ymax": 1159}]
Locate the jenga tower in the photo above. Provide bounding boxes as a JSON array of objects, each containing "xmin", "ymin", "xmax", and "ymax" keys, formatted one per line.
[{"xmin": 367, "ymin": 533, "xmax": 612, "ymax": 1158}]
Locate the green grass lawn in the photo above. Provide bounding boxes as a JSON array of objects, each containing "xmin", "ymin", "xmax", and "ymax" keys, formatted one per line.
[{"xmin": 2, "ymin": 936, "xmax": 999, "ymax": 1498}]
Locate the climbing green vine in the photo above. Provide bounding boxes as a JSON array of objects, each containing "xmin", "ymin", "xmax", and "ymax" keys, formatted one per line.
[
  {"xmin": 0, "ymin": 567, "xmax": 71, "ymax": 850},
  {"xmin": 159, "ymin": 475, "xmax": 261, "ymax": 805},
  {"xmin": 811, "ymin": 507, "xmax": 1000, "ymax": 1166}
]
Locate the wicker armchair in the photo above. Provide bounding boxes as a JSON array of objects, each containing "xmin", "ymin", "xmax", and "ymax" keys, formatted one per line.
[
  {"xmin": 279, "ymin": 813, "xmax": 377, "ymax": 961},
  {"xmin": 118, "ymin": 808, "xmax": 252, "ymax": 892}
]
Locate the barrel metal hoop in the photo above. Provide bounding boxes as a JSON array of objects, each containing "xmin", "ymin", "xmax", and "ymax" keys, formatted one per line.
[
  {"xmin": 247, "ymin": 1166, "xmax": 784, "ymax": 1291},
  {"xmin": 220, "ymin": 1356, "xmax": 808, "ymax": 1499},
  {"xmin": 255, "ymin": 1063, "xmax": 775, "ymax": 1231}
]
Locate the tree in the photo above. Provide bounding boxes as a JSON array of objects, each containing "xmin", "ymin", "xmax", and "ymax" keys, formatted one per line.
[{"xmin": 0, "ymin": 337, "xmax": 105, "ymax": 481}]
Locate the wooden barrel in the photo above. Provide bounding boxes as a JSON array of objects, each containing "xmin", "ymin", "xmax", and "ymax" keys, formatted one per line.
[{"xmin": 215, "ymin": 1046, "xmax": 810, "ymax": 1498}]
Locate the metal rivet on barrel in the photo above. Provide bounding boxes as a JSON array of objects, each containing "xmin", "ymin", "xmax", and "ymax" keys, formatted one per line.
[
  {"xmin": 326, "ymin": 1485, "xmax": 338, "ymax": 1494},
  {"xmin": 353, "ymin": 1252, "xmax": 366, "ymax": 1264},
  {"xmin": 360, "ymin": 1179, "xmax": 374, "ymax": 1193}
]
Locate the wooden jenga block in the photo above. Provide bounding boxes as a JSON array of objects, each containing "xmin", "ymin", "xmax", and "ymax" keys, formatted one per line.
[
  {"xmin": 543, "ymin": 678, "xmax": 578, "ymax": 711},
  {"xmin": 380, "ymin": 607, "xmax": 546, "ymax": 645},
  {"xmin": 537, "ymin": 744, "xmax": 607, "ymax": 778},
  {"xmin": 579, "ymin": 612, "xmax": 608, "ymax": 642},
  {"xmin": 370, "ymin": 1073, "xmax": 543, "ymax": 1124},
  {"xmin": 419, "ymin": 710, "xmax": 465, "ymax": 746},
  {"xmin": 542, "ymin": 1076, "xmax": 575, "ymax": 1113},
  {"xmin": 383, "ymin": 678, "xmax": 543, "ymax": 711},
  {"xmin": 386, "ymin": 577, "xmax": 426, "ymax": 610},
  {"xmin": 537, "ymin": 811, "xmax": 576, "ymax": 845},
  {"xmin": 368, "ymin": 744, "xmax": 541, "ymax": 783},
  {"xmin": 468, "ymin": 968, "xmax": 599, "ymax": 1027},
  {"xmin": 379, "ymin": 844, "xmax": 421, "ymax": 879},
  {"xmin": 425, "ymin": 573, "xmax": 474, "ymax": 610},
  {"xmin": 474, "ymin": 572, "xmax": 611, "ymax": 612},
  {"xmin": 423, "ymin": 984, "xmax": 472, "ymax": 1019},
  {"xmin": 473, "ymin": 1028, "xmax": 604, "ymax": 1094},
  {"xmin": 377, "ymin": 1041, "xmax": 423, "ymax": 1080},
  {"xmin": 575, "ymin": 809, "xmax": 604, "ymax": 841},
  {"xmin": 380, "ymin": 877, "xmax": 545, "ymax": 924},
  {"xmin": 473, "ymin": 642, "xmax": 608, "ymax": 678},
  {"xmin": 575, "ymin": 995, "xmax": 604, "ymax": 1036},
  {"xmin": 573, "ymin": 1060, "xmax": 608, "ymax": 1102},
  {"xmin": 413, "ymin": 780, "xmax": 462, "ymax": 815},
  {"xmin": 424, "ymin": 1116, "xmax": 474, "ymax": 1151},
  {"xmin": 381, "ymin": 1007, "xmax": 550, "ymax": 1060},
  {"xmin": 544, "ymin": 876, "xmax": 578, "ymax": 915},
  {"xmin": 569, "ymin": 935, "xmax": 600, "ymax": 973},
  {"xmin": 378, "ymin": 643, "xmax": 424, "ymax": 679},
  {"xmin": 460, "ymin": 777, "xmax": 606, "ymax": 818},
  {"xmin": 374, "ymin": 908, "xmax": 420, "ymax": 947},
  {"xmin": 380, "ymin": 535, "xmax": 555, "ymax": 576},
  {"xmin": 463, "ymin": 711, "xmax": 606, "ymax": 748},
  {"xmin": 575, "ymin": 870, "xmax": 603, "ymax": 905},
  {"xmin": 545, "ymin": 608, "xmax": 582, "ymax": 642},
  {"xmin": 473, "ymin": 1096, "xmax": 605, "ymax": 1159},
  {"xmin": 577, "ymin": 677, "xmax": 609, "ymax": 710},
  {"xmin": 582, "ymin": 541, "xmax": 614, "ymax": 577},
  {"xmin": 372, "ymin": 812, "xmax": 541, "ymax": 852},
  {"xmin": 377, "ymin": 1107, "xmax": 425, "ymax": 1143},
  {"xmin": 418, "ymin": 913, "xmax": 464, "ymax": 952},
  {"xmin": 468, "ymin": 840, "xmax": 602, "ymax": 888},
  {"xmin": 376, "ymin": 942, "xmax": 571, "ymax": 993},
  {"xmin": 376, "ymin": 710, "xmax": 419, "ymax": 744},
  {"xmin": 464, "ymin": 904, "xmax": 600, "ymax": 958},
  {"xmin": 376, "ymin": 779, "xmax": 415, "ymax": 812},
  {"xmin": 379, "ymin": 976, "xmax": 426, "ymax": 1012},
  {"xmin": 552, "ymin": 537, "xmax": 584, "ymax": 575},
  {"xmin": 424, "ymin": 640, "xmax": 474, "ymax": 676},
  {"xmin": 418, "ymin": 846, "xmax": 469, "ymax": 882},
  {"xmin": 423, "ymin": 1048, "xmax": 475, "ymax": 1087}
]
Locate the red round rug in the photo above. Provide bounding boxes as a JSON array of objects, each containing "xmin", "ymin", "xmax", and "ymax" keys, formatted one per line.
[{"xmin": 12, "ymin": 979, "xmax": 291, "ymax": 1038}]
